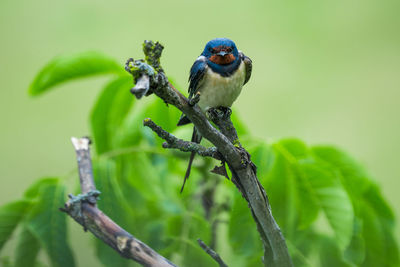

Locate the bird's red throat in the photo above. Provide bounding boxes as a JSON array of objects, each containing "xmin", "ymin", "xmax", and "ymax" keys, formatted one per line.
[{"xmin": 210, "ymin": 54, "xmax": 236, "ymax": 65}]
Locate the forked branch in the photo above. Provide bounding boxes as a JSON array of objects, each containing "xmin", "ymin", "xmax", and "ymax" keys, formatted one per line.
[{"xmin": 61, "ymin": 137, "xmax": 177, "ymax": 267}]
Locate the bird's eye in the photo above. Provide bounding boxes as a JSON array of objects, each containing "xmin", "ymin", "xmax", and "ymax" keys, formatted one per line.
[
  {"xmin": 227, "ymin": 47, "xmax": 233, "ymax": 53},
  {"xmin": 211, "ymin": 48, "xmax": 217, "ymax": 54}
]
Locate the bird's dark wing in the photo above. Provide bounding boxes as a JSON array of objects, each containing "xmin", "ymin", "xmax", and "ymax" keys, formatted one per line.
[
  {"xmin": 177, "ymin": 56, "xmax": 208, "ymax": 126},
  {"xmin": 240, "ymin": 52, "xmax": 252, "ymax": 85},
  {"xmin": 188, "ymin": 56, "xmax": 208, "ymax": 99}
]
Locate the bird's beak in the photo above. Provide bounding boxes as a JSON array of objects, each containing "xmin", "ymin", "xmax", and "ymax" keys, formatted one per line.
[{"xmin": 217, "ymin": 51, "xmax": 228, "ymax": 57}]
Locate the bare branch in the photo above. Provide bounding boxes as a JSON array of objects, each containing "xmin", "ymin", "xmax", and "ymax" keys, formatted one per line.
[
  {"xmin": 197, "ymin": 239, "xmax": 228, "ymax": 267},
  {"xmin": 143, "ymin": 118, "xmax": 220, "ymax": 159},
  {"xmin": 62, "ymin": 137, "xmax": 177, "ymax": 267},
  {"xmin": 126, "ymin": 40, "xmax": 293, "ymax": 267},
  {"xmin": 71, "ymin": 137, "xmax": 96, "ymax": 195}
]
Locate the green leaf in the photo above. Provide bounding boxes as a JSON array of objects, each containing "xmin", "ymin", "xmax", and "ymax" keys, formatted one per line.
[
  {"xmin": 299, "ymin": 162, "xmax": 354, "ymax": 250},
  {"xmin": 272, "ymin": 140, "xmax": 354, "ymax": 250},
  {"xmin": 359, "ymin": 185, "xmax": 399, "ymax": 267},
  {"xmin": 24, "ymin": 177, "xmax": 59, "ymax": 199},
  {"xmin": 26, "ymin": 178, "xmax": 75, "ymax": 267},
  {"xmin": 278, "ymin": 138, "xmax": 309, "ymax": 159},
  {"xmin": 228, "ymin": 194, "xmax": 261, "ymax": 256},
  {"xmin": 14, "ymin": 225, "xmax": 41, "ymax": 267},
  {"xmin": 312, "ymin": 146, "xmax": 399, "ymax": 266},
  {"xmin": 343, "ymin": 217, "xmax": 365, "ymax": 265},
  {"xmin": 145, "ymin": 98, "xmax": 181, "ymax": 134},
  {"xmin": 29, "ymin": 51, "xmax": 124, "ymax": 96},
  {"xmin": 231, "ymin": 108, "xmax": 248, "ymax": 136},
  {"xmin": 311, "ymin": 146, "xmax": 369, "ymax": 197},
  {"xmin": 318, "ymin": 235, "xmax": 353, "ymax": 267},
  {"xmin": 266, "ymin": 140, "xmax": 320, "ymax": 235},
  {"xmin": 114, "ymin": 101, "xmax": 150, "ymax": 149},
  {"xmin": 287, "ymin": 230, "xmax": 318, "ymax": 267},
  {"xmin": 90, "ymin": 76, "xmax": 134, "ymax": 154},
  {"xmin": 0, "ymin": 200, "xmax": 31, "ymax": 251},
  {"xmin": 247, "ymin": 141, "xmax": 274, "ymax": 181},
  {"xmin": 264, "ymin": 145, "xmax": 298, "ymax": 235}
]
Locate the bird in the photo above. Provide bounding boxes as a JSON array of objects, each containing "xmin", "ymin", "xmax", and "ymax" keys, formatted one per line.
[{"xmin": 177, "ymin": 38, "xmax": 252, "ymax": 192}]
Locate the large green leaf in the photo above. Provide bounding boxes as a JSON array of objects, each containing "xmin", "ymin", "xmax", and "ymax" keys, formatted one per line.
[
  {"xmin": 14, "ymin": 225, "xmax": 41, "ymax": 267},
  {"xmin": 247, "ymin": 141, "xmax": 274, "ymax": 181},
  {"xmin": 0, "ymin": 200, "xmax": 31, "ymax": 251},
  {"xmin": 228, "ymin": 193, "xmax": 261, "ymax": 257},
  {"xmin": 359, "ymin": 184, "xmax": 398, "ymax": 267},
  {"xmin": 318, "ymin": 235, "xmax": 353, "ymax": 267},
  {"xmin": 231, "ymin": 109, "xmax": 248, "ymax": 136},
  {"xmin": 342, "ymin": 217, "xmax": 365, "ymax": 266},
  {"xmin": 266, "ymin": 139, "xmax": 320, "ymax": 236},
  {"xmin": 298, "ymin": 162, "xmax": 354, "ymax": 250},
  {"xmin": 145, "ymin": 98, "xmax": 181, "ymax": 134},
  {"xmin": 29, "ymin": 51, "xmax": 124, "ymax": 96},
  {"xmin": 273, "ymin": 140, "xmax": 354, "ymax": 250},
  {"xmin": 115, "ymin": 98, "xmax": 180, "ymax": 151},
  {"xmin": 26, "ymin": 178, "xmax": 75, "ymax": 267},
  {"xmin": 312, "ymin": 146, "xmax": 399, "ymax": 266},
  {"xmin": 287, "ymin": 230, "xmax": 318, "ymax": 267},
  {"xmin": 360, "ymin": 206, "xmax": 399, "ymax": 267},
  {"xmin": 114, "ymin": 101, "xmax": 150, "ymax": 149},
  {"xmin": 90, "ymin": 76, "xmax": 134, "ymax": 154},
  {"xmin": 311, "ymin": 146, "xmax": 369, "ymax": 198},
  {"xmin": 264, "ymin": 144, "xmax": 298, "ymax": 235},
  {"xmin": 24, "ymin": 177, "xmax": 59, "ymax": 199}
]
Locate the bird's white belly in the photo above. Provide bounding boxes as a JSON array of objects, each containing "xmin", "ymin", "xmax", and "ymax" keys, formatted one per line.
[{"xmin": 198, "ymin": 61, "xmax": 246, "ymax": 111}]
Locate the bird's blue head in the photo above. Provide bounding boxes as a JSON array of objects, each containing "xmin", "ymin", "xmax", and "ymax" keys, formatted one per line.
[{"xmin": 201, "ymin": 38, "xmax": 239, "ymax": 66}]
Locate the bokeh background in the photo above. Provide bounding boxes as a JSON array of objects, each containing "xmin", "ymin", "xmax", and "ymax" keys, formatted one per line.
[{"xmin": 1, "ymin": 0, "xmax": 399, "ymax": 265}]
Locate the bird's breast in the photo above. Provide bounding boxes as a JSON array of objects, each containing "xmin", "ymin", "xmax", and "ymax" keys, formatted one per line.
[{"xmin": 198, "ymin": 61, "xmax": 246, "ymax": 111}]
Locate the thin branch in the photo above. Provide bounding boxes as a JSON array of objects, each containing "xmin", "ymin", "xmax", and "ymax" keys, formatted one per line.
[
  {"xmin": 71, "ymin": 137, "xmax": 96, "ymax": 196},
  {"xmin": 126, "ymin": 40, "xmax": 293, "ymax": 267},
  {"xmin": 197, "ymin": 239, "xmax": 228, "ymax": 267},
  {"xmin": 143, "ymin": 118, "xmax": 221, "ymax": 159},
  {"xmin": 62, "ymin": 137, "xmax": 177, "ymax": 267}
]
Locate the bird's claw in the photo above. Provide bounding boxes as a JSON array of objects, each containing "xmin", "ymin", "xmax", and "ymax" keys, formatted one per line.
[
  {"xmin": 207, "ymin": 107, "xmax": 232, "ymax": 120},
  {"xmin": 189, "ymin": 92, "xmax": 201, "ymax": 106}
]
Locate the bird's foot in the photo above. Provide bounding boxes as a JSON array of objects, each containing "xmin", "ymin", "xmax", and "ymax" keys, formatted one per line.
[
  {"xmin": 189, "ymin": 92, "xmax": 201, "ymax": 106},
  {"xmin": 207, "ymin": 107, "xmax": 232, "ymax": 121}
]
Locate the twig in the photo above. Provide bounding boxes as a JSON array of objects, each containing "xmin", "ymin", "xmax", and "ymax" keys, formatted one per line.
[
  {"xmin": 143, "ymin": 118, "xmax": 221, "ymax": 159},
  {"xmin": 61, "ymin": 137, "xmax": 177, "ymax": 267},
  {"xmin": 197, "ymin": 239, "xmax": 228, "ymax": 267},
  {"xmin": 126, "ymin": 40, "xmax": 293, "ymax": 267}
]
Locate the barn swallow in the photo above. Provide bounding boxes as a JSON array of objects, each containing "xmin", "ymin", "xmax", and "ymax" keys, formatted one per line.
[{"xmin": 177, "ymin": 38, "xmax": 252, "ymax": 192}]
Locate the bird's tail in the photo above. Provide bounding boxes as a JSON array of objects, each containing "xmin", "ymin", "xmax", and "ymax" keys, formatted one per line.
[{"xmin": 181, "ymin": 127, "xmax": 202, "ymax": 193}]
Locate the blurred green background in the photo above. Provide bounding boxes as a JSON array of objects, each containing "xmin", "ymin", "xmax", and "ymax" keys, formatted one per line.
[{"xmin": 1, "ymin": 0, "xmax": 399, "ymax": 265}]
